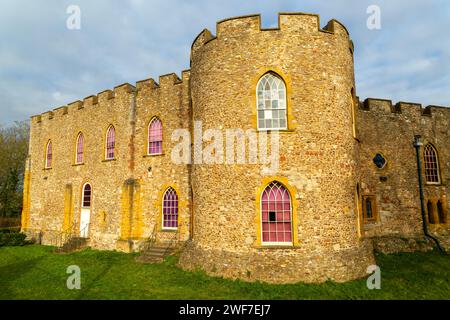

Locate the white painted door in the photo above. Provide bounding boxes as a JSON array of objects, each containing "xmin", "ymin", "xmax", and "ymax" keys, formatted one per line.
[{"xmin": 80, "ymin": 208, "xmax": 90, "ymax": 238}]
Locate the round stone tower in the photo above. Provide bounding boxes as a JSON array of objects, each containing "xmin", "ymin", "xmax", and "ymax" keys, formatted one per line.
[{"xmin": 179, "ymin": 13, "xmax": 375, "ymax": 283}]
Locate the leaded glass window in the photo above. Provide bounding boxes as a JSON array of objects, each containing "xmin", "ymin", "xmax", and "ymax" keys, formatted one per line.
[
  {"xmin": 106, "ymin": 125, "xmax": 115, "ymax": 160},
  {"xmin": 424, "ymin": 144, "xmax": 440, "ymax": 184},
  {"xmin": 261, "ymin": 181, "xmax": 292, "ymax": 244},
  {"xmin": 257, "ymin": 73, "xmax": 287, "ymax": 130},
  {"xmin": 148, "ymin": 118, "xmax": 163, "ymax": 155},
  {"xmin": 45, "ymin": 140, "xmax": 52, "ymax": 168},
  {"xmin": 76, "ymin": 133, "xmax": 84, "ymax": 164},
  {"xmin": 163, "ymin": 187, "xmax": 178, "ymax": 229}
]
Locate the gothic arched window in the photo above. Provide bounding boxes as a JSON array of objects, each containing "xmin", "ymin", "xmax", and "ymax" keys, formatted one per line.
[
  {"xmin": 45, "ymin": 140, "xmax": 52, "ymax": 168},
  {"xmin": 148, "ymin": 118, "xmax": 163, "ymax": 155},
  {"xmin": 424, "ymin": 144, "xmax": 440, "ymax": 184},
  {"xmin": 261, "ymin": 181, "xmax": 292, "ymax": 244},
  {"xmin": 105, "ymin": 125, "xmax": 116, "ymax": 160},
  {"xmin": 162, "ymin": 187, "xmax": 178, "ymax": 229},
  {"xmin": 82, "ymin": 183, "xmax": 92, "ymax": 208},
  {"xmin": 257, "ymin": 73, "xmax": 287, "ymax": 131},
  {"xmin": 76, "ymin": 132, "xmax": 84, "ymax": 164}
]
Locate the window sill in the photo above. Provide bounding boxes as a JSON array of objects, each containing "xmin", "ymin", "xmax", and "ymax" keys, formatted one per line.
[
  {"xmin": 102, "ymin": 158, "xmax": 116, "ymax": 162},
  {"xmin": 363, "ymin": 219, "xmax": 379, "ymax": 225},
  {"xmin": 254, "ymin": 244, "xmax": 300, "ymax": 250},
  {"xmin": 425, "ymin": 182, "xmax": 441, "ymax": 186},
  {"xmin": 257, "ymin": 129, "xmax": 295, "ymax": 134},
  {"xmin": 143, "ymin": 153, "xmax": 165, "ymax": 158},
  {"xmin": 161, "ymin": 228, "xmax": 178, "ymax": 232},
  {"xmin": 72, "ymin": 163, "xmax": 85, "ymax": 167},
  {"xmin": 43, "ymin": 167, "xmax": 52, "ymax": 171}
]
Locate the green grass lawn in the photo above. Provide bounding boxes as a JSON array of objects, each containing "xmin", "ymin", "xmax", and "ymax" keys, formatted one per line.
[{"xmin": 0, "ymin": 245, "xmax": 449, "ymax": 300}]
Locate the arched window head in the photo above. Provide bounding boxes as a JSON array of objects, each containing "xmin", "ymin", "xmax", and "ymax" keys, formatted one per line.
[
  {"xmin": 261, "ymin": 181, "xmax": 292, "ymax": 244},
  {"xmin": 105, "ymin": 125, "xmax": 116, "ymax": 160},
  {"xmin": 45, "ymin": 140, "xmax": 52, "ymax": 168},
  {"xmin": 257, "ymin": 72, "xmax": 287, "ymax": 131},
  {"xmin": 162, "ymin": 187, "xmax": 178, "ymax": 229},
  {"xmin": 424, "ymin": 144, "xmax": 440, "ymax": 184},
  {"xmin": 148, "ymin": 118, "xmax": 163, "ymax": 155},
  {"xmin": 76, "ymin": 132, "xmax": 84, "ymax": 164},
  {"xmin": 82, "ymin": 183, "xmax": 92, "ymax": 208}
]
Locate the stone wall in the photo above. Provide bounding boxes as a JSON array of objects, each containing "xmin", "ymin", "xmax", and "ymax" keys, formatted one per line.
[
  {"xmin": 21, "ymin": 11, "xmax": 450, "ymax": 284},
  {"xmin": 22, "ymin": 73, "xmax": 192, "ymax": 251},
  {"xmin": 181, "ymin": 13, "xmax": 375, "ymax": 283},
  {"xmin": 357, "ymin": 99, "xmax": 450, "ymax": 249}
]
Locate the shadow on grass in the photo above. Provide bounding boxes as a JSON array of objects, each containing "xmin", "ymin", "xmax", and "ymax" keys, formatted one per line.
[{"xmin": 0, "ymin": 254, "xmax": 46, "ymax": 298}]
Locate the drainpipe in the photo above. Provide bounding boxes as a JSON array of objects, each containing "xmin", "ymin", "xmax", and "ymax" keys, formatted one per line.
[{"xmin": 413, "ymin": 135, "xmax": 445, "ymax": 254}]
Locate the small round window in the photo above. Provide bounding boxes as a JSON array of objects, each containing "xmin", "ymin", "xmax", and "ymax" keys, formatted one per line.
[{"xmin": 373, "ymin": 153, "xmax": 387, "ymax": 169}]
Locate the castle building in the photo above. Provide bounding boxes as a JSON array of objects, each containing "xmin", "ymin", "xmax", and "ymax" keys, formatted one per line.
[{"xmin": 21, "ymin": 13, "xmax": 449, "ymax": 284}]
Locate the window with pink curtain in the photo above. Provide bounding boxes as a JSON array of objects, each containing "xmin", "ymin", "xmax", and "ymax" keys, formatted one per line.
[
  {"xmin": 45, "ymin": 140, "xmax": 52, "ymax": 168},
  {"xmin": 148, "ymin": 118, "xmax": 162, "ymax": 155},
  {"xmin": 163, "ymin": 187, "xmax": 178, "ymax": 229},
  {"xmin": 76, "ymin": 133, "xmax": 84, "ymax": 164},
  {"xmin": 106, "ymin": 126, "xmax": 115, "ymax": 159},
  {"xmin": 261, "ymin": 181, "xmax": 292, "ymax": 244}
]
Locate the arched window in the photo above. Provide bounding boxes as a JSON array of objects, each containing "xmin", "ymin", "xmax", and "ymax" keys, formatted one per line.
[
  {"xmin": 256, "ymin": 72, "xmax": 287, "ymax": 131},
  {"xmin": 45, "ymin": 140, "xmax": 52, "ymax": 168},
  {"xmin": 76, "ymin": 132, "xmax": 84, "ymax": 164},
  {"xmin": 148, "ymin": 118, "xmax": 163, "ymax": 155},
  {"xmin": 162, "ymin": 187, "xmax": 178, "ymax": 229},
  {"xmin": 424, "ymin": 144, "xmax": 440, "ymax": 184},
  {"xmin": 82, "ymin": 183, "xmax": 92, "ymax": 208},
  {"xmin": 105, "ymin": 125, "xmax": 115, "ymax": 160},
  {"xmin": 261, "ymin": 181, "xmax": 292, "ymax": 244}
]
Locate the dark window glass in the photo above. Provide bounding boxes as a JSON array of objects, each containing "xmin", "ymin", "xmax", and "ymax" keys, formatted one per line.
[
  {"xmin": 366, "ymin": 198, "xmax": 373, "ymax": 219},
  {"xmin": 373, "ymin": 153, "xmax": 386, "ymax": 169},
  {"xmin": 83, "ymin": 184, "xmax": 92, "ymax": 208}
]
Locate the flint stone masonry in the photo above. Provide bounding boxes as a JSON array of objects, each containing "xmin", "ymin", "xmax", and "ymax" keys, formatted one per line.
[{"xmin": 21, "ymin": 12, "xmax": 449, "ymax": 284}]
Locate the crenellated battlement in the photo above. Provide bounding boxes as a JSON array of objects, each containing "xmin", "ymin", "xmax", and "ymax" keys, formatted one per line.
[
  {"xmin": 191, "ymin": 12, "xmax": 350, "ymax": 56},
  {"xmin": 31, "ymin": 70, "xmax": 190, "ymax": 126},
  {"xmin": 359, "ymin": 98, "xmax": 450, "ymax": 119}
]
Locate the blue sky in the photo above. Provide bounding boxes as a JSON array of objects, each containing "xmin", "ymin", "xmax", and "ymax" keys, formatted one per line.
[{"xmin": 0, "ymin": 0, "xmax": 449, "ymax": 125}]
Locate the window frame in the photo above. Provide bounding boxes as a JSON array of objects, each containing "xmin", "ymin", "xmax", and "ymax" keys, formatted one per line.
[
  {"xmin": 147, "ymin": 117, "xmax": 163, "ymax": 156},
  {"xmin": 45, "ymin": 140, "xmax": 53, "ymax": 169},
  {"xmin": 161, "ymin": 187, "xmax": 179, "ymax": 231},
  {"xmin": 362, "ymin": 195, "xmax": 378, "ymax": 223},
  {"xmin": 75, "ymin": 132, "xmax": 85, "ymax": 164},
  {"xmin": 105, "ymin": 125, "xmax": 116, "ymax": 160},
  {"xmin": 260, "ymin": 181, "xmax": 293, "ymax": 246},
  {"xmin": 423, "ymin": 143, "xmax": 441, "ymax": 185},
  {"xmin": 81, "ymin": 183, "xmax": 92, "ymax": 209},
  {"xmin": 256, "ymin": 72, "xmax": 288, "ymax": 132}
]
